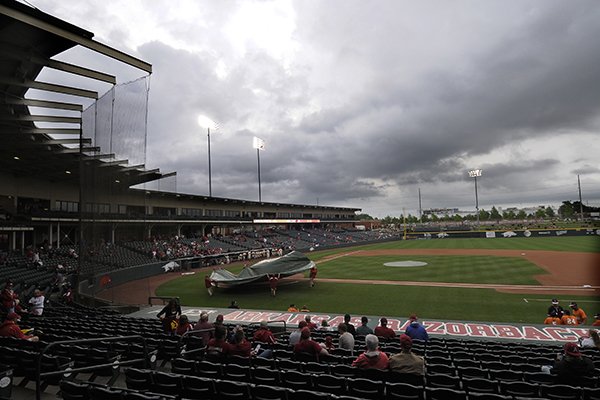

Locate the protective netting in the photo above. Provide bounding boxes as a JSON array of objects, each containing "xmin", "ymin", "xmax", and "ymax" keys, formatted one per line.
[
  {"xmin": 79, "ymin": 76, "xmax": 151, "ymax": 295},
  {"xmin": 83, "ymin": 76, "xmax": 149, "ymax": 165}
]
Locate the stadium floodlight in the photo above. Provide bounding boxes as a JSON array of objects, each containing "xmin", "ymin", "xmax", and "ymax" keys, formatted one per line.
[
  {"xmin": 253, "ymin": 137, "xmax": 266, "ymax": 202},
  {"xmin": 468, "ymin": 169, "xmax": 483, "ymax": 228},
  {"xmin": 197, "ymin": 115, "xmax": 218, "ymax": 197}
]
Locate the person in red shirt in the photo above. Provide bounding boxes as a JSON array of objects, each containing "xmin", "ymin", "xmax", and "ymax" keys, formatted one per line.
[
  {"xmin": 205, "ymin": 275, "xmax": 214, "ymax": 296},
  {"xmin": 374, "ymin": 317, "xmax": 396, "ymax": 339},
  {"xmin": 229, "ymin": 328, "xmax": 252, "ymax": 358},
  {"xmin": 253, "ymin": 321, "xmax": 276, "ymax": 344},
  {"xmin": 176, "ymin": 315, "xmax": 193, "ymax": 336},
  {"xmin": 269, "ymin": 274, "xmax": 280, "ymax": 296},
  {"xmin": 304, "ymin": 314, "xmax": 318, "ymax": 331},
  {"xmin": 352, "ymin": 334, "xmax": 389, "ymax": 369},
  {"xmin": 206, "ymin": 325, "xmax": 231, "ymax": 358},
  {"xmin": 293, "ymin": 327, "xmax": 329, "ymax": 361},
  {"xmin": 309, "ymin": 266, "xmax": 318, "ymax": 287},
  {"xmin": 0, "ymin": 312, "xmax": 39, "ymax": 341}
]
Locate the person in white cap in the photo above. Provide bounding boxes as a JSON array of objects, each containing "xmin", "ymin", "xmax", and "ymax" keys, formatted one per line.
[{"xmin": 547, "ymin": 298, "xmax": 564, "ymax": 318}]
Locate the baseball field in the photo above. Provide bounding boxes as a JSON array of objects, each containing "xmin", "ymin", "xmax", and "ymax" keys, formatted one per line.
[{"xmin": 155, "ymin": 236, "xmax": 600, "ymax": 324}]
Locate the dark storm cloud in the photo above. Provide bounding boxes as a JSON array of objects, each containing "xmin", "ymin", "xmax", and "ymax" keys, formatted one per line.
[{"xmin": 31, "ymin": 0, "xmax": 600, "ymax": 215}]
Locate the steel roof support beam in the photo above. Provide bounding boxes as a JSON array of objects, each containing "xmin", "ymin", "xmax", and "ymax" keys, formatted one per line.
[
  {"xmin": 6, "ymin": 98, "xmax": 83, "ymax": 111},
  {"xmin": 99, "ymin": 159, "xmax": 128, "ymax": 167},
  {"xmin": 5, "ymin": 115, "xmax": 81, "ymax": 123},
  {"xmin": 58, "ymin": 147, "xmax": 100, "ymax": 154},
  {"xmin": 0, "ymin": 77, "xmax": 98, "ymax": 98},
  {"xmin": 0, "ymin": 45, "xmax": 116, "ymax": 84},
  {"xmin": 0, "ymin": 3, "xmax": 152, "ymax": 74}
]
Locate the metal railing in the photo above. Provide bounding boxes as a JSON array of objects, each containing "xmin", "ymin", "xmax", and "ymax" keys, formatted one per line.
[{"xmin": 35, "ymin": 335, "xmax": 152, "ymax": 400}]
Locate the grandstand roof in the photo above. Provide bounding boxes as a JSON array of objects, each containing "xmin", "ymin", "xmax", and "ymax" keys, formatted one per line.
[{"xmin": 0, "ymin": 0, "xmax": 169, "ymax": 188}]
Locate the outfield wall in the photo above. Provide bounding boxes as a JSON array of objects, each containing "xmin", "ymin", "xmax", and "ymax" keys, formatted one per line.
[
  {"xmin": 128, "ymin": 306, "xmax": 590, "ymax": 344},
  {"xmin": 412, "ymin": 227, "xmax": 600, "ymax": 240}
]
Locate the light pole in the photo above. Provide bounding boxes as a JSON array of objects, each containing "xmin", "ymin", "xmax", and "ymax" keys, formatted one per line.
[
  {"xmin": 253, "ymin": 136, "xmax": 265, "ymax": 202},
  {"xmin": 198, "ymin": 115, "xmax": 217, "ymax": 197},
  {"xmin": 468, "ymin": 169, "xmax": 482, "ymax": 228}
]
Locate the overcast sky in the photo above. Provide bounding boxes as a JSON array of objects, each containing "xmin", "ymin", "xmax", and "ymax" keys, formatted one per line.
[{"xmin": 29, "ymin": 0, "xmax": 600, "ymax": 217}]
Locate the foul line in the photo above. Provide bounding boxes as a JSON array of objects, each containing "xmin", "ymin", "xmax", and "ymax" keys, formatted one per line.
[{"xmin": 316, "ymin": 250, "xmax": 363, "ymax": 265}]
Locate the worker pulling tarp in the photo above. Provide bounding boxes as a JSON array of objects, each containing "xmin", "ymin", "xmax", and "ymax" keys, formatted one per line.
[{"xmin": 209, "ymin": 251, "xmax": 315, "ymax": 286}]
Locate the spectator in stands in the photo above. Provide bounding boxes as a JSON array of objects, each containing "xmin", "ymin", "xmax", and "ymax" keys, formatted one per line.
[
  {"xmin": 352, "ymin": 334, "xmax": 389, "ymax": 369},
  {"xmin": 405, "ymin": 314, "xmax": 429, "ymax": 342},
  {"xmin": 294, "ymin": 327, "xmax": 329, "ymax": 361},
  {"xmin": 580, "ymin": 329, "xmax": 600, "ymax": 349},
  {"xmin": 305, "ymin": 314, "xmax": 317, "ymax": 330},
  {"xmin": 28, "ymin": 289, "xmax": 45, "ymax": 316},
  {"xmin": 338, "ymin": 323, "xmax": 355, "ymax": 352},
  {"xmin": 593, "ymin": 314, "xmax": 600, "ymax": 327},
  {"xmin": 356, "ymin": 316, "xmax": 373, "ymax": 336},
  {"xmin": 229, "ymin": 327, "xmax": 252, "ymax": 357},
  {"xmin": 320, "ymin": 335, "xmax": 335, "ymax": 352},
  {"xmin": 289, "ymin": 320, "xmax": 308, "ymax": 347},
  {"xmin": 1, "ymin": 280, "xmax": 20, "ymax": 314},
  {"xmin": 560, "ymin": 309, "xmax": 578, "ymax": 325},
  {"xmin": 374, "ymin": 317, "xmax": 396, "ymax": 339},
  {"xmin": 287, "ymin": 304, "xmax": 299, "ymax": 312},
  {"xmin": 176, "ymin": 315, "xmax": 193, "ymax": 336},
  {"xmin": 344, "ymin": 313, "xmax": 357, "ymax": 337},
  {"xmin": 388, "ymin": 334, "xmax": 424, "ymax": 375},
  {"xmin": 205, "ymin": 275, "xmax": 214, "ymax": 296},
  {"xmin": 544, "ymin": 313, "xmax": 562, "ymax": 325},
  {"xmin": 0, "ymin": 312, "xmax": 39, "ymax": 341},
  {"xmin": 300, "ymin": 305, "xmax": 311, "ymax": 312},
  {"xmin": 157, "ymin": 298, "xmax": 181, "ymax": 334},
  {"xmin": 550, "ymin": 342, "xmax": 595, "ymax": 385},
  {"xmin": 253, "ymin": 320, "xmax": 276, "ymax": 345},
  {"xmin": 62, "ymin": 284, "xmax": 74, "ymax": 305},
  {"xmin": 206, "ymin": 325, "xmax": 231, "ymax": 358},
  {"xmin": 570, "ymin": 302, "xmax": 587, "ymax": 325},
  {"xmin": 193, "ymin": 312, "xmax": 214, "ymax": 346},
  {"xmin": 548, "ymin": 298, "xmax": 564, "ymax": 318},
  {"xmin": 319, "ymin": 319, "xmax": 331, "ymax": 331}
]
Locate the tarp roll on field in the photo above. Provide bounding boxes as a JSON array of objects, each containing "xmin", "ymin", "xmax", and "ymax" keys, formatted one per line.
[{"xmin": 210, "ymin": 251, "xmax": 315, "ymax": 286}]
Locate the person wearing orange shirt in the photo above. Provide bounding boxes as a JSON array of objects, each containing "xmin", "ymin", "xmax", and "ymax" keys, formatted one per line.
[
  {"xmin": 544, "ymin": 314, "xmax": 561, "ymax": 325},
  {"xmin": 287, "ymin": 304, "xmax": 299, "ymax": 312},
  {"xmin": 561, "ymin": 310, "xmax": 578, "ymax": 325},
  {"xmin": 570, "ymin": 302, "xmax": 587, "ymax": 325},
  {"xmin": 592, "ymin": 314, "xmax": 600, "ymax": 327}
]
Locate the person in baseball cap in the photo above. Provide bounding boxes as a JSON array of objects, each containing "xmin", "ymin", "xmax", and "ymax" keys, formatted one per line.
[
  {"xmin": 547, "ymin": 298, "xmax": 564, "ymax": 318},
  {"xmin": 569, "ymin": 302, "xmax": 588, "ymax": 325},
  {"xmin": 551, "ymin": 342, "xmax": 595, "ymax": 385},
  {"xmin": 405, "ymin": 314, "xmax": 429, "ymax": 342},
  {"xmin": 389, "ymin": 334, "xmax": 424, "ymax": 376},
  {"xmin": 0, "ymin": 312, "xmax": 39, "ymax": 341}
]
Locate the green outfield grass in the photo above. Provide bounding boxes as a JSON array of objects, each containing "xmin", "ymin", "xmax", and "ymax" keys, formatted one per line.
[
  {"xmin": 308, "ymin": 236, "xmax": 600, "ymax": 259},
  {"xmin": 156, "ymin": 235, "xmax": 600, "ymax": 324},
  {"xmin": 316, "ymin": 255, "xmax": 544, "ymax": 284},
  {"xmin": 156, "ymin": 278, "xmax": 600, "ymax": 324}
]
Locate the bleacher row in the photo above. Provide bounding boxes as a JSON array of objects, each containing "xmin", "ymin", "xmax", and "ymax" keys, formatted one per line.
[
  {"xmin": 1, "ymin": 228, "xmax": 399, "ymax": 278},
  {"xmin": 2, "ymin": 305, "xmax": 599, "ymax": 400}
]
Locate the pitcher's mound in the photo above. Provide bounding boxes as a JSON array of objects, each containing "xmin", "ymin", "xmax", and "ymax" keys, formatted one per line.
[{"xmin": 384, "ymin": 261, "xmax": 428, "ymax": 267}]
